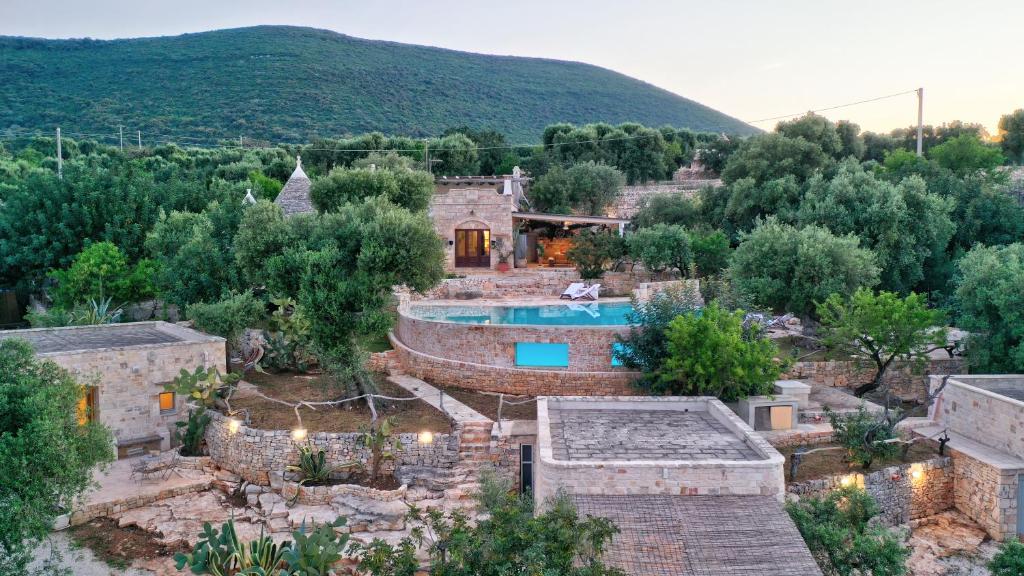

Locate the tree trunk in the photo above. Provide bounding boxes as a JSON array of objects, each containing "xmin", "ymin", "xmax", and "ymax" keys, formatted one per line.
[{"xmin": 854, "ymin": 358, "xmax": 889, "ymax": 397}]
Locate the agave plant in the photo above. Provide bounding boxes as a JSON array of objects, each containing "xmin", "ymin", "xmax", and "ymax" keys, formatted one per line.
[
  {"xmin": 285, "ymin": 442, "xmax": 358, "ymax": 505},
  {"xmin": 72, "ymin": 297, "xmax": 124, "ymax": 325},
  {"xmin": 174, "ymin": 516, "xmax": 287, "ymax": 575}
]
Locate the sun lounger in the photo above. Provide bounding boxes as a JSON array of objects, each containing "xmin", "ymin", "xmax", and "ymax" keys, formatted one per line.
[
  {"xmin": 560, "ymin": 283, "xmax": 586, "ymax": 299},
  {"xmin": 573, "ymin": 284, "xmax": 600, "ymax": 301}
]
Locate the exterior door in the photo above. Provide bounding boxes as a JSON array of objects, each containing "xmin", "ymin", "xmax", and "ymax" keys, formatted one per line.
[{"xmin": 455, "ymin": 228, "xmax": 490, "ymax": 267}]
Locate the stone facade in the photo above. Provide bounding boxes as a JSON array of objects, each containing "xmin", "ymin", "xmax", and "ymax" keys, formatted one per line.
[
  {"xmin": 534, "ymin": 397, "xmax": 786, "ymax": 505},
  {"xmin": 948, "ymin": 446, "xmax": 1018, "ymax": 540},
  {"xmin": 429, "ymin": 187, "xmax": 515, "ymax": 271},
  {"xmin": 204, "ymin": 410, "xmax": 461, "ymax": 486},
  {"xmin": 0, "ymin": 322, "xmax": 225, "ymax": 455},
  {"xmin": 389, "ymin": 333, "xmax": 637, "ymax": 396},
  {"xmin": 783, "ymin": 357, "xmax": 964, "ymax": 401},
  {"xmin": 607, "ymin": 181, "xmax": 713, "ymax": 220},
  {"xmin": 787, "ymin": 457, "xmax": 954, "ymax": 527}
]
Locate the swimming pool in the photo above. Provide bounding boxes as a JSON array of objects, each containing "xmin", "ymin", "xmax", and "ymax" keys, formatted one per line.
[{"xmin": 408, "ymin": 302, "xmax": 636, "ymax": 326}]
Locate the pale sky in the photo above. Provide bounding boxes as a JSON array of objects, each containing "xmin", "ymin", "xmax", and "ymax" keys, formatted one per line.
[{"xmin": 2, "ymin": 0, "xmax": 1021, "ymax": 135}]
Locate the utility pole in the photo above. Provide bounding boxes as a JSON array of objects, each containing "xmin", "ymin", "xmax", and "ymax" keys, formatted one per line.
[
  {"xmin": 916, "ymin": 87, "xmax": 924, "ymax": 157},
  {"xmin": 119, "ymin": 125, "xmax": 124, "ymax": 151},
  {"xmin": 56, "ymin": 127, "xmax": 63, "ymax": 180},
  {"xmin": 137, "ymin": 130, "xmax": 142, "ymax": 150},
  {"xmin": 239, "ymin": 135, "xmax": 244, "ymax": 148},
  {"xmin": 424, "ymin": 141, "xmax": 430, "ymax": 173}
]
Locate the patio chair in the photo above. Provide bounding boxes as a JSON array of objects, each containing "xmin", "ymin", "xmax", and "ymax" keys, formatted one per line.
[
  {"xmin": 573, "ymin": 284, "xmax": 600, "ymax": 301},
  {"xmin": 560, "ymin": 283, "xmax": 586, "ymax": 299}
]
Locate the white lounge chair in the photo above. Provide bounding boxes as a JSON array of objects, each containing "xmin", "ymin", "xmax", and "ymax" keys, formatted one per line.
[
  {"xmin": 560, "ymin": 282, "xmax": 586, "ymax": 299},
  {"xmin": 573, "ymin": 284, "xmax": 600, "ymax": 301}
]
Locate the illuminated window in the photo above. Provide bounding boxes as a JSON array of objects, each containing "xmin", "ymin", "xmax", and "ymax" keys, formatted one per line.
[
  {"xmin": 158, "ymin": 391, "xmax": 176, "ymax": 414},
  {"xmin": 78, "ymin": 386, "xmax": 98, "ymax": 425}
]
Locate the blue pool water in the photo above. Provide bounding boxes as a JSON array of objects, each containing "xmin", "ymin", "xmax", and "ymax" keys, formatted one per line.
[{"xmin": 410, "ymin": 302, "xmax": 636, "ymax": 326}]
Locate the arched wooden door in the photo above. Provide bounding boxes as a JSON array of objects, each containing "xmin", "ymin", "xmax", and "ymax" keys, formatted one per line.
[{"xmin": 455, "ymin": 228, "xmax": 490, "ymax": 267}]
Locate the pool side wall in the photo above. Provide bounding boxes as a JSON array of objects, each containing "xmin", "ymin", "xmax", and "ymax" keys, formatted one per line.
[{"xmin": 534, "ymin": 396, "xmax": 787, "ymax": 507}]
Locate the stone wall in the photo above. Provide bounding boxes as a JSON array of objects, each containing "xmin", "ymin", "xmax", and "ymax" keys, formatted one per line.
[
  {"xmin": 389, "ymin": 333, "xmax": 637, "ymax": 396},
  {"xmin": 396, "ymin": 309, "xmax": 632, "ymax": 372},
  {"xmin": 429, "ymin": 188, "xmax": 514, "ymax": 271},
  {"xmin": 787, "ymin": 457, "xmax": 953, "ymax": 527},
  {"xmin": 608, "ymin": 181, "xmax": 713, "ymax": 220},
  {"xmin": 34, "ymin": 322, "xmax": 225, "ymax": 453},
  {"xmin": 947, "ymin": 446, "xmax": 1017, "ymax": 540},
  {"xmin": 204, "ymin": 411, "xmax": 461, "ymax": 485},
  {"xmin": 783, "ymin": 357, "xmax": 964, "ymax": 401},
  {"xmin": 932, "ymin": 376, "xmax": 1024, "ymax": 455}
]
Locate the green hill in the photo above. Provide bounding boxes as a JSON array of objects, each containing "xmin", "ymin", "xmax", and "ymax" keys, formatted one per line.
[{"xmin": 0, "ymin": 26, "xmax": 756, "ymax": 143}]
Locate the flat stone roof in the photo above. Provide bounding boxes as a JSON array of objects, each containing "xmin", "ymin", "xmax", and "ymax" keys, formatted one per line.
[
  {"xmin": 548, "ymin": 406, "xmax": 761, "ymax": 461},
  {"xmin": 572, "ymin": 494, "xmax": 823, "ymax": 576},
  {"xmin": 0, "ymin": 321, "xmax": 221, "ymax": 355}
]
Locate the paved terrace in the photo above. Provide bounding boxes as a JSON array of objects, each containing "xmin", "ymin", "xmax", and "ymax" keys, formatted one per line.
[
  {"xmin": 573, "ymin": 495, "xmax": 822, "ymax": 576},
  {"xmin": 548, "ymin": 406, "xmax": 761, "ymax": 461}
]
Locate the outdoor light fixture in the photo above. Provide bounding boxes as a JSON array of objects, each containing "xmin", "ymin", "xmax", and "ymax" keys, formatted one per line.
[
  {"xmin": 911, "ymin": 469, "xmax": 923, "ymax": 481},
  {"xmin": 291, "ymin": 427, "xmax": 308, "ymax": 442},
  {"xmin": 448, "ymin": 239, "xmax": 454, "ymax": 246},
  {"xmin": 228, "ymin": 418, "xmax": 241, "ymax": 434},
  {"xmin": 418, "ymin": 430, "xmax": 434, "ymax": 444},
  {"xmin": 840, "ymin": 474, "xmax": 856, "ymax": 487}
]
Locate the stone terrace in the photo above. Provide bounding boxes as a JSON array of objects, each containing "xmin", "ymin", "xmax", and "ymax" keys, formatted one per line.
[
  {"xmin": 572, "ymin": 494, "xmax": 822, "ymax": 576},
  {"xmin": 548, "ymin": 407, "xmax": 760, "ymax": 461}
]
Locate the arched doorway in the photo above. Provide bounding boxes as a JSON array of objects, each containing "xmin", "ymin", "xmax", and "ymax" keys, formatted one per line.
[{"xmin": 455, "ymin": 227, "xmax": 490, "ymax": 267}]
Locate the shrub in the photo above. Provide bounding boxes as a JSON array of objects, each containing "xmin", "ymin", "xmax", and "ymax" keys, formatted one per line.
[
  {"xmin": 615, "ymin": 286, "xmax": 702, "ymax": 373},
  {"xmin": 175, "ymin": 407, "xmax": 212, "ymax": 457},
  {"xmin": 689, "ymin": 228, "xmax": 731, "ymax": 277},
  {"xmin": 186, "ymin": 290, "xmax": 265, "ymax": 354},
  {"xmin": 359, "ymin": 417, "xmax": 403, "ymax": 483},
  {"xmin": 566, "ymin": 229, "xmax": 626, "ymax": 279},
  {"xmin": 164, "ymin": 365, "xmax": 240, "ymax": 409},
  {"xmin": 47, "ymin": 241, "xmax": 155, "ymax": 309},
  {"xmin": 990, "ymin": 538, "xmax": 1024, "ymax": 576},
  {"xmin": 627, "ymin": 223, "xmax": 692, "ymax": 276},
  {"xmin": 826, "ymin": 405, "xmax": 900, "ymax": 470},
  {"xmin": 653, "ymin": 302, "xmax": 785, "ymax": 401},
  {"xmin": 786, "ymin": 487, "xmax": 908, "ymax": 576}
]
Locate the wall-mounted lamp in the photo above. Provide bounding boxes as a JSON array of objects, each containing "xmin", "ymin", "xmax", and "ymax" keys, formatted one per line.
[
  {"xmin": 418, "ymin": 430, "xmax": 434, "ymax": 444},
  {"xmin": 227, "ymin": 418, "xmax": 241, "ymax": 434},
  {"xmin": 448, "ymin": 239, "xmax": 454, "ymax": 246},
  {"xmin": 490, "ymin": 239, "xmax": 497, "ymax": 248},
  {"xmin": 910, "ymin": 469, "xmax": 923, "ymax": 481},
  {"xmin": 291, "ymin": 427, "xmax": 308, "ymax": 442}
]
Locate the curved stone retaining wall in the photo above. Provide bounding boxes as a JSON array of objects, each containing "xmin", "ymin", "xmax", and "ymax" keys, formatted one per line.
[
  {"xmin": 787, "ymin": 456, "xmax": 953, "ymax": 526},
  {"xmin": 205, "ymin": 411, "xmax": 460, "ymax": 485},
  {"xmin": 396, "ymin": 310, "xmax": 632, "ymax": 372},
  {"xmin": 390, "ymin": 333, "xmax": 637, "ymax": 396}
]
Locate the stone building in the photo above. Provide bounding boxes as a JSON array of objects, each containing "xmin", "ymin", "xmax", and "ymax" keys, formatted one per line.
[
  {"xmin": 274, "ymin": 155, "xmax": 313, "ymax": 216},
  {"xmin": 0, "ymin": 322, "xmax": 226, "ymax": 458}
]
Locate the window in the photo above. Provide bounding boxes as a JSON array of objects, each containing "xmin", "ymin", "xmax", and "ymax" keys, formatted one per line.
[
  {"xmin": 77, "ymin": 386, "xmax": 98, "ymax": 425},
  {"xmin": 514, "ymin": 342, "xmax": 569, "ymax": 367},
  {"xmin": 158, "ymin": 391, "xmax": 176, "ymax": 414},
  {"xmin": 520, "ymin": 444, "xmax": 534, "ymax": 494}
]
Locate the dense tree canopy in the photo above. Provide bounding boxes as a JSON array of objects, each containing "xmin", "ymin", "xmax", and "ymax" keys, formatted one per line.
[
  {"xmin": 721, "ymin": 133, "xmax": 832, "ymax": 186},
  {"xmin": 999, "ymin": 109, "xmax": 1024, "ymax": 164},
  {"xmin": 729, "ymin": 219, "xmax": 880, "ymax": 317},
  {"xmin": 954, "ymin": 243, "xmax": 1024, "ymax": 373},
  {"xmin": 530, "ymin": 162, "xmax": 625, "ymax": 215}
]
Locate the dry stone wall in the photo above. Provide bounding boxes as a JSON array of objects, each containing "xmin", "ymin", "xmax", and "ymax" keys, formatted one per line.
[
  {"xmin": 783, "ymin": 357, "xmax": 964, "ymax": 401},
  {"xmin": 609, "ymin": 181, "xmax": 713, "ymax": 220},
  {"xmin": 948, "ymin": 446, "xmax": 1017, "ymax": 540},
  {"xmin": 787, "ymin": 457, "xmax": 953, "ymax": 527},
  {"xmin": 205, "ymin": 411, "xmax": 461, "ymax": 485}
]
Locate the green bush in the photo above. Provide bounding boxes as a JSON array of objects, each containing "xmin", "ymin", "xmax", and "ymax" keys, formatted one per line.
[
  {"xmin": 826, "ymin": 405, "xmax": 900, "ymax": 470},
  {"xmin": 786, "ymin": 487, "xmax": 908, "ymax": 576},
  {"xmin": 627, "ymin": 223, "xmax": 692, "ymax": 276},
  {"xmin": 175, "ymin": 408, "xmax": 212, "ymax": 457},
  {"xmin": 990, "ymin": 538, "xmax": 1024, "ymax": 576},
  {"xmin": 615, "ymin": 286, "xmax": 702, "ymax": 374},
  {"xmin": 653, "ymin": 302, "xmax": 785, "ymax": 401},
  {"xmin": 186, "ymin": 291, "xmax": 265, "ymax": 353},
  {"xmin": 48, "ymin": 242, "xmax": 155, "ymax": 309},
  {"xmin": 566, "ymin": 229, "xmax": 626, "ymax": 279}
]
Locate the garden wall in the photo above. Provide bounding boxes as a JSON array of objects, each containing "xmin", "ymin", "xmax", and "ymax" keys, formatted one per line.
[
  {"xmin": 787, "ymin": 457, "xmax": 953, "ymax": 527},
  {"xmin": 608, "ymin": 181, "xmax": 711, "ymax": 220},
  {"xmin": 947, "ymin": 446, "xmax": 1018, "ymax": 540},
  {"xmin": 783, "ymin": 357, "xmax": 964, "ymax": 401},
  {"xmin": 389, "ymin": 333, "xmax": 637, "ymax": 396},
  {"xmin": 204, "ymin": 411, "xmax": 461, "ymax": 485}
]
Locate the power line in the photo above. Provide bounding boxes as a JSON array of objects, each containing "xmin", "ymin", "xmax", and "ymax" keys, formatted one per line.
[{"xmin": 744, "ymin": 89, "xmax": 918, "ymax": 124}]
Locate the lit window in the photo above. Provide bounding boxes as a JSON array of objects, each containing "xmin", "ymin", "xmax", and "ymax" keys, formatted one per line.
[
  {"xmin": 78, "ymin": 386, "xmax": 98, "ymax": 425},
  {"xmin": 158, "ymin": 391, "xmax": 176, "ymax": 414}
]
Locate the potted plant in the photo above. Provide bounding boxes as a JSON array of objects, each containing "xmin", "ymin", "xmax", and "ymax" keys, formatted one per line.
[{"xmin": 495, "ymin": 239, "xmax": 512, "ymax": 272}]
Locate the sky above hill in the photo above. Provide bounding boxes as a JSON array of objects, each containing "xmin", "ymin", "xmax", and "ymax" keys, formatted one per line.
[{"xmin": 3, "ymin": 0, "xmax": 1020, "ymax": 136}]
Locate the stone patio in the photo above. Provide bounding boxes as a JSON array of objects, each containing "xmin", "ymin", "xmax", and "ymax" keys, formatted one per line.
[{"xmin": 548, "ymin": 407, "xmax": 760, "ymax": 461}]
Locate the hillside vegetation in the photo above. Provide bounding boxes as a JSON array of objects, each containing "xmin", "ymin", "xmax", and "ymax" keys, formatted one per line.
[{"xmin": 0, "ymin": 26, "xmax": 756, "ymax": 143}]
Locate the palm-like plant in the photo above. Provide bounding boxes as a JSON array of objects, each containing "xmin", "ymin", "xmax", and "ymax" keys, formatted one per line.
[{"xmin": 359, "ymin": 416, "xmax": 403, "ymax": 483}]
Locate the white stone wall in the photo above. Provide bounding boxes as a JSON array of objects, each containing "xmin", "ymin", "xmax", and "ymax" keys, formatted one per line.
[
  {"xmin": 36, "ymin": 322, "xmax": 225, "ymax": 453},
  {"xmin": 534, "ymin": 397, "xmax": 786, "ymax": 506},
  {"xmin": 932, "ymin": 376, "xmax": 1024, "ymax": 456}
]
